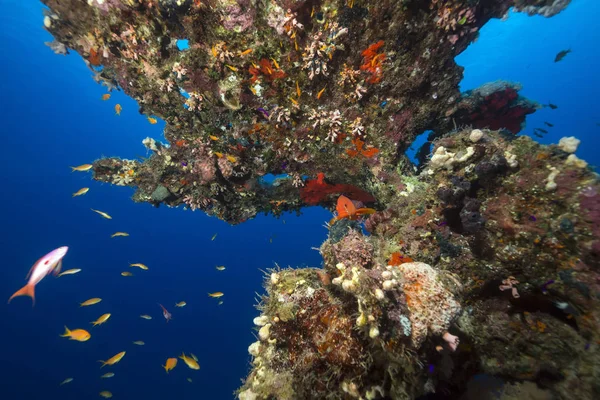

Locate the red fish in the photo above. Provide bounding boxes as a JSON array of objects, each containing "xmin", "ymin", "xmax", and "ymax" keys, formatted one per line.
[
  {"xmin": 329, "ymin": 195, "xmax": 376, "ymax": 226},
  {"xmin": 8, "ymin": 246, "xmax": 69, "ymax": 306},
  {"xmin": 158, "ymin": 303, "xmax": 172, "ymax": 322}
]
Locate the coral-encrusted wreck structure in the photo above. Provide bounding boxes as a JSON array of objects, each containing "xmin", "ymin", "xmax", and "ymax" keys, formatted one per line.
[{"xmin": 40, "ymin": 0, "xmax": 600, "ymax": 399}]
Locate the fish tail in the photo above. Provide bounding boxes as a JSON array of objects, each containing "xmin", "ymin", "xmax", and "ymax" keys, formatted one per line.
[
  {"xmin": 98, "ymin": 360, "xmax": 106, "ymax": 368},
  {"xmin": 8, "ymin": 284, "xmax": 35, "ymax": 306},
  {"xmin": 60, "ymin": 326, "xmax": 71, "ymax": 337},
  {"xmin": 162, "ymin": 364, "xmax": 168, "ymax": 373}
]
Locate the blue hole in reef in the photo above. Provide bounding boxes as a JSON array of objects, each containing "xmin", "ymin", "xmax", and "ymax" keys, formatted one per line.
[
  {"xmin": 405, "ymin": 130, "xmax": 433, "ymax": 166},
  {"xmin": 177, "ymin": 39, "xmax": 189, "ymax": 50},
  {"xmin": 180, "ymin": 89, "xmax": 191, "ymax": 99},
  {"xmin": 260, "ymin": 174, "xmax": 289, "ymax": 185}
]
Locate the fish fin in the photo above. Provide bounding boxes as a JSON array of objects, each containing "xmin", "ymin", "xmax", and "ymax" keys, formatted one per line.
[
  {"xmin": 53, "ymin": 260, "xmax": 63, "ymax": 276},
  {"xmin": 8, "ymin": 284, "xmax": 35, "ymax": 306},
  {"xmin": 355, "ymin": 208, "xmax": 376, "ymax": 216},
  {"xmin": 60, "ymin": 326, "xmax": 71, "ymax": 337}
]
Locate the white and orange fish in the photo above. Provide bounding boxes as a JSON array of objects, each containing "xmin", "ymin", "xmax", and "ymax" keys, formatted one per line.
[
  {"xmin": 158, "ymin": 303, "xmax": 172, "ymax": 322},
  {"xmin": 8, "ymin": 246, "xmax": 69, "ymax": 306}
]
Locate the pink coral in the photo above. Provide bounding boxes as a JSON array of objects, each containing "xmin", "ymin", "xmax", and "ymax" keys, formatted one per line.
[
  {"xmin": 396, "ymin": 262, "xmax": 461, "ymax": 348},
  {"xmin": 331, "ymin": 229, "xmax": 374, "ymax": 268},
  {"xmin": 217, "ymin": 156, "xmax": 233, "ymax": 178},
  {"xmin": 222, "ymin": 1, "xmax": 255, "ymax": 32}
]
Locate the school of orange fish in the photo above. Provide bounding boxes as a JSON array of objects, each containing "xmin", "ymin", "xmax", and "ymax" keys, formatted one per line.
[{"xmin": 8, "ymin": 163, "xmax": 226, "ymax": 397}]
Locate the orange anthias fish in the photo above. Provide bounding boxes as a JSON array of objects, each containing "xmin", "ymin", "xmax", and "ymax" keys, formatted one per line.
[
  {"xmin": 98, "ymin": 351, "xmax": 126, "ymax": 368},
  {"xmin": 179, "ymin": 353, "xmax": 200, "ymax": 370},
  {"xmin": 163, "ymin": 357, "xmax": 177, "ymax": 373},
  {"xmin": 101, "ymin": 94, "xmax": 111, "ymax": 101},
  {"xmin": 8, "ymin": 246, "xmax": 69, "ymax": 306},
  {"xmin": 60, "ymin": 326, "xmax": 91, "ymax": 342},
  {"xmin": 159, "ymin": 303, "xmax": 172, "ymax": 322},
  {"xmin": 80, "ymin": 298, "xmax": 102, "ymax": 307},
  {"xmin": 346, "ymin": 137, "xmax": 379, "ymax": 158},
  {"xmin": 329, "ymin": 195, "xmax": 376, "ymax": 226},
  {"xmin": 91, "ymin": 313, "xmax": 111, "ymax": 327},
  {"xmin": 115, "ymin": 104, "xmax": 122, "ymax": 115}
]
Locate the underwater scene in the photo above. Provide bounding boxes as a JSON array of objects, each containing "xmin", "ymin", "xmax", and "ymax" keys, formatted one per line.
[{"xmin": 1, "ymin": 0, "xmax": 599, "ymax": 399}]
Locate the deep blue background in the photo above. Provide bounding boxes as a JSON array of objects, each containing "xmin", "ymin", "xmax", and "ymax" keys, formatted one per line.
[{"xmin": 0, "ymin": 1, "xmax": 597, "ymax": 399}]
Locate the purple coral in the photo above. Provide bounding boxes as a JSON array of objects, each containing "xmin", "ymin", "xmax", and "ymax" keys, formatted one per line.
[{"xmin": 580, "ymin": 185, "xmax": 600, "ymax": 257}]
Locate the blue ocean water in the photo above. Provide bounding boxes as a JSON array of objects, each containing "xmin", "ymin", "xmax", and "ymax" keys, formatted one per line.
[{"xmin": 0, "ymin": 1, "xmax": 597, "ymax": 399}]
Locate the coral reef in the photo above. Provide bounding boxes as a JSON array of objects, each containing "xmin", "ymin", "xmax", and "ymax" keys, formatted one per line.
[
  {"xmin": 38, "ymin": 0, "xmax": 600, "ymax": 399},
  {"xmin": 41, "ymin": 0, "xmax": 557, "ymax": 224},
  {"xmin": 240, "ymin": 129, "xmax": 600, "ymax": 399}
]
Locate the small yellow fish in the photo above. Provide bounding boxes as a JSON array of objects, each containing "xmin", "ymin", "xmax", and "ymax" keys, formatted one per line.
[
  {"xmin": 101, "ymin": 373, "xmax": 114, "ymax": 379},
  {"xmin": 175, "ymin": 301, "xmax": 187, "ymax": 307},
  {"xmin": 317, "ymin": 87, "xmax": 326, "ymax": 99},
  {"xmin": 294, "ymin": 38, "xmax": 298, "ymax": 51},
  {"xmin": 91, "ymin": 209, "xmax": 112, "ymax": 219},
  {"xmin": 214, "ymin": 151, "xmax": 224, "ymax": 158},
  {"xmin": 226, "ymin": 64, "xmax": 238, "ymax": 72},
  {"xmin": 239, "ymin": 48, "xmax": 253, "ymax": 56},
  {"xmin": 132, "ymin": 341, "xmax": 145, "ymax": 346},
  {"xmin": 91, "ymin": 313, "xmax": 111, "ymax": 327},
  {"xmin": 99, "ymin": 391, "xmax": 113, "ymax": 398},
  {"xmin": 98, "ymin": 351, "xmax": 126, "ymax": 368},
  {"xmin": 101, "ymin": 94, "xmax": 111, "ymax": 101},
  {"xmin": 211, "ymin": 45, "xmax": 217, "ymax": 58},
  {"xmin": 80, "ymin": 298, "xmax": 102, "ymax": 307},
  {"xmin": 70, "ymin": 164, "xmax": 93, "ymax": 172},
  {"xmin": 163, "ymin": 357, "xmax": 177, "ymax": 373},
  {"xmin": 296, "ymin": 81, "xmax": 301, "ymax": 98},
  {"xmin": 60, "ymin": 377, "xmax": 73, "ymax": 386},
  {"xmin": 130, "ymin": 263, "xmax": 148, "ymax": 270},
  {"xmin": 208, "ymin": 292, "xmax": 224, "ymax": 298},
  {"xmin": 226, "ymin": 155, "xmax": 237, "ymax": 163},
  {"xmin": 57, "ymin": 269, "xmax": 81, "ymax": 277},
  {"xmin": 115, "ymin": 104, "xmax": 122, "ymax": 115},
  {"xmin": 72, "ymin": 187, "xmax": 89, "ymax": 197},
  {"xmin": 121, "ymin": 271, "xmax": 133, "ymax": 277},
  {"xmin": 140, "ymin": 315, "xmax": 152, "ymax": 320},
  {"xmin": 179, "ymin": 353, "xmax": 200, "ymax": 370},
  {"xmin": 209, "ymin": 135, "xmax": 219, "ymax": 141},
  {"xmin": 111, "ymin": 232, "xmax": 129, "ymax": 238},
  {"xmin": 211, "ymin": 233, "xmax": 218, "ymax": 241},
  {"xmin": 249, "ymin": 86, "xmax": 257, "ymax": 95},
  {"xmin": 147, "ymin": 116, "xmax": 158, "ymax": 124},
  {"xmin": 271, "ymin": 58, "xmax": 280, "ymax": 70},
  {"xmin": 289, "ymin": 97, "xmax": 299, "ymax": 106},
  {"xmin": 191, "ymin": 353, "xmax": 198, "ymax": 362},
  {"xmin": 60, "ymin": 326, "xmax": 91, "ymax": 342},
  {"xmin": 215, "ymin": 265, "xmax": 226, "ymax": 271}
]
